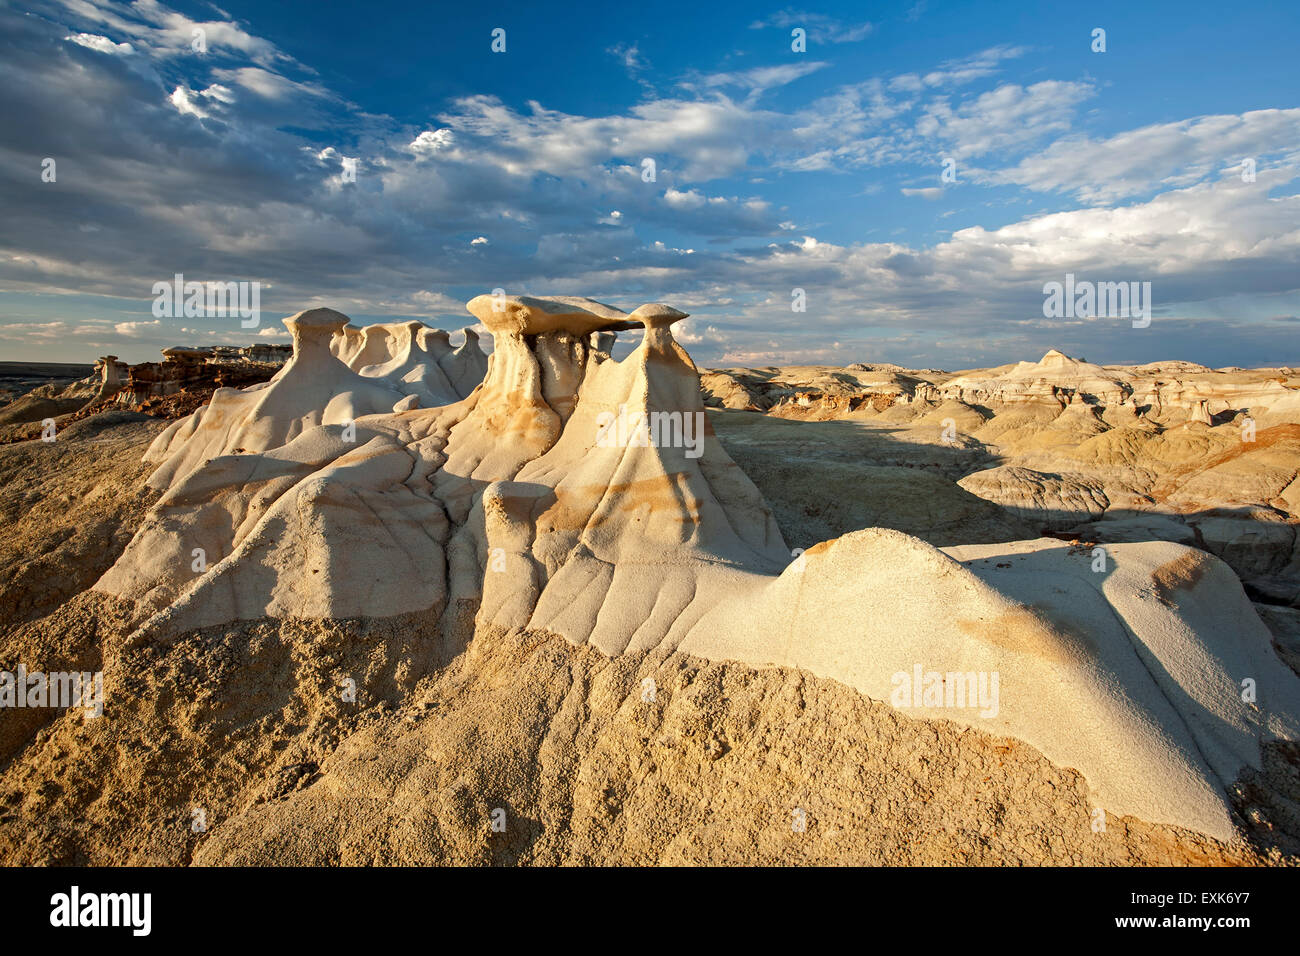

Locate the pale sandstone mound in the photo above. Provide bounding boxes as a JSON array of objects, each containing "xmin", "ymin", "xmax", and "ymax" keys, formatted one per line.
[
  {"xmin": 92, "ymin": 301, "xmax": 1300, "ymax": 841},
  {"xmin": 957, "ymin": 465, "xmax": 1111, "ymax": 526},
  {"xmin": 356, "ymin": 321, "xmax": 456, "ymax": 406},
  {"xmin": 431, "ymin": 327, "xmax": 489, "ymax": 400},
  {"xmin": 330, "ymin": 323, "xmax": 365, "ymax": 365},
  {"xmin": 340, "ymin": 323, "xmax": 393, "ymax": 371},
  {"xmin": 681, "ymin": 531, "xmax": 1300, "ymax": 840},
  {"xmin": 141, "ymin": 309, "xmax": 407, "ymax": 487},
  {"xmin": 95, "ymin": 426, "xmax": 451, "ymax": 628},
  {"xmin": 348, "ymin": 321, "xmax": 487, "ymax": 408},
  {"xmin": 97, "ymin": 307, "xmax": 486, "ymax": 631}
]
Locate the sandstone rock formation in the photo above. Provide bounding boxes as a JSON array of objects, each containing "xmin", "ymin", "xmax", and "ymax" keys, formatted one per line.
[{"xmin": 83, "ymin": 302, "xmax": 1300, "ymax": 843}]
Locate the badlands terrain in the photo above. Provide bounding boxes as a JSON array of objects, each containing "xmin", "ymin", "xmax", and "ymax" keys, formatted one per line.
[{"xmin": 1, "ymin": 297, "xmax": 1298, "ymax": 866}]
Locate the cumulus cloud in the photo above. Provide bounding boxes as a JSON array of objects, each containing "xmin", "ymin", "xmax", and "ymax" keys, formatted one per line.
[
  {"xmin": 409, "ymin": 128, "xmax": 455, "ymax": 155},
  {"xmin": 113, "ymin": 318, "xmax": 162, "ymax": 336},
  {"xmin": 167, "ymin": 83, "xmax": 232, "ymax": 118},
  {"xmin": 64, "ymin": 32, "xmax": 134, "ymax": 55}
]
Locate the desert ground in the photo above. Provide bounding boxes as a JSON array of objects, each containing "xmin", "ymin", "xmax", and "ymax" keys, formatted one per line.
[{"xmin": 1, "ymin": 297, "xmax": 1298, "ymax": 866}]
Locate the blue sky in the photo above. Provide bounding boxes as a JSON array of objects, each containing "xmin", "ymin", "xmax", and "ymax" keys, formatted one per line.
[{"xmin": 1, "ymin": 0, "xmax": 1298, "ymax": 367}]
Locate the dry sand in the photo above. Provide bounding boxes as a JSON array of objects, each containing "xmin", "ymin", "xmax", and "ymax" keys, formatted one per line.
[{"xmin": 2, "ymin": 587, "xmax": 1295, "ymax": 865}]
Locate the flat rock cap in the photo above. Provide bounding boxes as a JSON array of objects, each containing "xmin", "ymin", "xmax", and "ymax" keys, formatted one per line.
[
  {"xmin": 466, "ymin": 294, "xmax": 634, "ymax": 335},
  {"xmin": 630, "ymin": 303, "xmax": 690, "ymax": 327},
  {"xmin": 282, "ymin": 307, "xmax": 351, "ymax": 335}
]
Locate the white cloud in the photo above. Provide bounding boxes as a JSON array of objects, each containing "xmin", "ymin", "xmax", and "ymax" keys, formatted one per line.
[
  {"xmin": 984, "ymin": 108, "xmax": 1300, "ymax": 202},
  {"xmin": 113, "ymin": 319, "xmax": 162, "ymax": 336},
  {"xmin": 888, "ymin": 73, "xmax": 924, "ymax": 93},
  {"xmin": 608, "ymin": 42, "xmax": 647, "ymax": 73},
  {"xmin": 167, "ymin": 85, "xmax": 206, "ymax": 118},
  {"xmin": 64, "ymin": 32, "xmax": 134, "ymax": 55},
  {"xmin": 712, "ymin": 171, "xmax": 1300, "ymax": 336},
  {"xmin": 749, "ymin": 10, "xmax": 873, "ymax": 44},
  {"xmin": 917, "ymin": 80, "xmax": 1094, "ymax": 159},
  {"xmin": 212, "ymin": 67, "xmax": 327, "ymax": 101},
  {"xmin": 407, "ymin": 290, "xmax": 465, "ymax": 313},
  {"xmin": 920, "ymin": 45, "xmax": 1028, "ymax": 87},
  {"xmin": 428, "ymin": 94, "xmax": 769, "ymax": 182},
  {"xmin": 664, "ymin": 187, "xmax": 706, "ymax": 209},
  {"xmin": 167, "ymin": 84, "xmax": 232, "ymax": 118},
  {"xmin": 409, "ymin": 128, "xmax": 455, "ymax": 155},
  {"xmin": 0, "ymin": 321, "xmax": 82, "ymax": 343},
  {"xmin": 61, "ymin": 0, "xmax": 291, "ymax": 66},
  {"xmin": 688, "ymin": 62, "xmax": 830, "ymax": 100}
]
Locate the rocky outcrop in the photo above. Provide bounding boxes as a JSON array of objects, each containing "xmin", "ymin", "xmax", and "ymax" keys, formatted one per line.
[
  {"xmin": 957, "ymin": 466, "xmax": 1110, "ymax": 526},
  {"xmin": 87, "ymin": 306, "xmax": 1300, "ymax": 842},
  {"xmin": 702, "ymin": 349, "xmax": 1300, "ymax": 604},
  {"xmin": 700, "ymin": 366, "xmax": 927, "ymax": 418}
]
